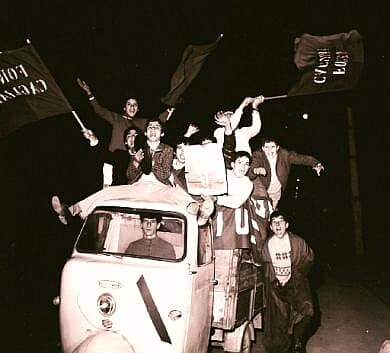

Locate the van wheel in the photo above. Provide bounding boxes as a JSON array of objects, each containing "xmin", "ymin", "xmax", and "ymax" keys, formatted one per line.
[{"xmin": 240, "ymin": 325, "xmax": 252, "ymax": 353}]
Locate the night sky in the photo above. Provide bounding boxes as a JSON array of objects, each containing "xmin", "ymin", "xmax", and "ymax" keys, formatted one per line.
[{"xmin": 0, "ymin": 1, "xmax": 388, "ymax": 351}]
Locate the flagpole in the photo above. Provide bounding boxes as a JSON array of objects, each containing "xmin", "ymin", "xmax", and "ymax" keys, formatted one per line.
[
  {"xmin": 71, "ymin": 110, "xmax": 86, "ymax": 131},
  {"xmin": 264, "ymin": 94, "xmax": 288, "ymax": 101}
]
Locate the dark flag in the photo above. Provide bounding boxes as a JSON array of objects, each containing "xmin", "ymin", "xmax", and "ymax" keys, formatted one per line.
[
  {"xmin": 161, "ymin": 35, "xmax": 223, "ymax": 106},
  {"xmin": 212, "ymin": 204, "xmax": 251, "ymax": 250},
  {"xmin": 0, "ymin": 44, "xmax": 73, "ymax": 139},
  {"xmin": 212, "ymin": 194, "xmax": 272, "ymax": 253},
  {"xmin": 288, "ymin": 30, "xmax": 364, "ymax": 96}
]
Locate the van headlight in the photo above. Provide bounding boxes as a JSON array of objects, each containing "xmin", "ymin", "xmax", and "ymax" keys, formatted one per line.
[{"xmin": 97, "ymin": 293, "xmax": 116, "ymax": 316}]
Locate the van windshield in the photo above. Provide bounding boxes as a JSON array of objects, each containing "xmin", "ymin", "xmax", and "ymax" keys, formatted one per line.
[{"xmin": 76, "ymin": 207, "xmax": 186, "ymax": 261}]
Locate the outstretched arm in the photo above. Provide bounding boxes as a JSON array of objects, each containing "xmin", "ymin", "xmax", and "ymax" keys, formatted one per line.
[
  {"xmin": 77, "ymin": 78, "xmax": 121, "ymax": 125},
  {"xmin": 230, "ymin": 97, "xmax": 254, "ymax": 131},
  {"xmin": 215, "ymin": 113, "xmax": 235, "ymax": 165},
  {"xmin": 287, "ymin": 149, "xmax": 324, "ymax": 175},
  {"xmin": 239, "ymin": 95, "xmax": 265, "ymax": 139}
]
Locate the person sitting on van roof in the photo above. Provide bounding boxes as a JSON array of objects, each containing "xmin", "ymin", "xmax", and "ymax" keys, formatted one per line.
[
  {"xmin": 127, "ymin": 118, "xmax": 174, "ymax": 186},
  {"xmin": 126, "ymin": 213, "xmax": 176, "ymax": 259}
]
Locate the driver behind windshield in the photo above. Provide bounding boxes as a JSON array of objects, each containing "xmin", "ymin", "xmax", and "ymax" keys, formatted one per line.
[{"xmin": 126, "ymin": 213, "xmax": 175, "ymax": 259}]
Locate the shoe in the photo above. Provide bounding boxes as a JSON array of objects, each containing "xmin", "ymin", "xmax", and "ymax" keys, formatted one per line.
[{"xmin": 51, "ymin": 195, "xmax": 71, "ymax": 225}]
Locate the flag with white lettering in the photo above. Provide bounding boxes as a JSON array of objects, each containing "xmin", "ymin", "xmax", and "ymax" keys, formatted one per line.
[
  {"xmin": 246, "ymin": 195, "xmax": 272, "ymax": 263},
  {"xmin": 161, "ymin": 35, "xmax": 223, "ymax": 106},
  {"xmin": 212, "ymin": 204, "xmax": 251, "ymax": 250},
  {"xmin": 212, "ymin": 194, "xmax": 272, "ymax": 252},
  {"xmin": 0, "ymin": 44, "xmax": 73, "ymax": 139},
  {"xmin": 288, "ymin": 30, "xmax": 364, "ymax": 96}
]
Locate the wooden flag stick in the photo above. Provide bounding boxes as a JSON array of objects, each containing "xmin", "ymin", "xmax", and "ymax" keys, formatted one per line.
[
  {"xmin": 263, "ymin": 94, "xmax": 288, "ymax": 101},
  {"xmin": 71, "ymin": 110, "xmax": 86, "ymax": 131}
]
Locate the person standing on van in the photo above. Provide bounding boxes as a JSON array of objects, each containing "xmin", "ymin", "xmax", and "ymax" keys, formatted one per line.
[
  {"xmin": 77, "ymin": 78, "xmax": 174, "ymax": 152},
  {"xmin": 249, "ymin": 137, "xmax": 324, "ymax": 209},
  {"xmin": 260, "ymin": 210, "xmax": 314, "ymax": 353}
]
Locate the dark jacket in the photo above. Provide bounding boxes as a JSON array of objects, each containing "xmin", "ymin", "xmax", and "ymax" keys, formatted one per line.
[
  {"xmin": 127, "ymin": 142, "xmax": 173, "ymax": 185},
  {"xmin": 259, "ymin": 232, "xmax": 314, "ymax": 353},
  {"xmin": 89, "ymin": 99, "xmax": 169, "ymax": 152},
  {"xmin": 248, "ymin": 147, "xmax": 320, "ymax": 190}
]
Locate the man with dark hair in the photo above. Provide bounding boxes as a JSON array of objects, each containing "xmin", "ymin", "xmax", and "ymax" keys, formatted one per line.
[
  {"xmin": 107, "ymin": 127, "xmax": 145, "ymax": 185},
  {"xmin": 81, "ymin": 126, "xmax": 145, "ymax": 186},
  {"xmin": 212, "ymin": 149, "xmax": 254, "ymax": 249},
  {"xmin": 259, "ymin": 210, "xmax": 314, "ymax": 353},
  {"xmin": 127, "ymin": 118, "xmax": 173, "ymax": 185},
  {"xmin": 77, "ymin": 78, "xmax": 174, "ymax": 151},
  {"xmin": 249, "ymin": 137, "xmax": 324, "ymax": 209},
  {"xmin": 126, "ymin": 213, "xmax": 175, "ymax": 259}
]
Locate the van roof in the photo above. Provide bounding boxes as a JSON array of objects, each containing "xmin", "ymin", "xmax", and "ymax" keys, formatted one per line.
[{"xmin": 90, "ymin": 180, "xmax": 195, "ymax": 214}]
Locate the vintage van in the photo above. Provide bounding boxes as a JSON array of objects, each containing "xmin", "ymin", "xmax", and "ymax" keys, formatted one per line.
[{"xmin": 54, "ymin": 181, "xmax": 264, "ymax": 353}]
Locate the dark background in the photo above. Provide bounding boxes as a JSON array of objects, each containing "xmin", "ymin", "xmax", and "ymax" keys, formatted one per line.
[{"xmin": 0, "ymin": 1, "xmax": 388, "ymax": 352}]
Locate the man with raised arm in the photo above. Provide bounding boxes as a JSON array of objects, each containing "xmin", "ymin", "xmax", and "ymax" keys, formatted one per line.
[
  {"xmin": 77, "ymin": 78, "xmax": 174, "ymax": 151},
  {"xmin": 249, "ymin": 137, "xmax": 324, "ymax": 209},
  {"xmin": 213, "ymin": 95, "xmax": 264, "ymax": 154}
]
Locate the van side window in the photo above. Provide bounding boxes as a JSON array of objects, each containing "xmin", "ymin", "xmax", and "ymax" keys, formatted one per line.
[
  {"xmin": 198, "ymin": 225, "xmax": 212, "ymax": 265},
  {"xmin": 77, "ymin": 211, "xmax": 112, "ymax": 252}
]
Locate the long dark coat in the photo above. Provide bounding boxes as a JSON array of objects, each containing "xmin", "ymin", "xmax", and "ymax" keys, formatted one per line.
[{"xmin": 260, "ymin": 232, "xmax": 314, "ymax": 353}]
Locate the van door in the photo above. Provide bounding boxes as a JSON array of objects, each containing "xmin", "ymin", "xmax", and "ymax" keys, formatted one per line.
[{"xmin": 184, "ymin": 224, "xmax": 215, "ymax": 353}]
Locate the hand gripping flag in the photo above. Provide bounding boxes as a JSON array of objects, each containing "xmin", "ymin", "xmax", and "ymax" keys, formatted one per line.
[
  {"xmin": 288, "ymin": 30, "xmax": 364, "ymax": 96},
  {"xmin": 0, "ymin": 43, "xmax": 73, "ymax": 139},
  {"xmin": 161, "ymin": 34, "xmax": 223, "ymax": 107}
]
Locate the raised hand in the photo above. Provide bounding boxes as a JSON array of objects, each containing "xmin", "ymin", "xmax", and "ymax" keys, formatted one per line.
[
  {"xmin": 313, "ymin": 162, "xmax": 324, "ymax": 176},
  {"xmin": 184, "ymin": 123, "xmax": 200, "ymax": 138},
  {"xmin": 77, "ymin": 78, "xmax": 93, "ymax": 96},
  {"xmin": 252, "ymin": 95, "xmax": 265, "ymax": 110},
  {"xmin": 214, "ymin": 111, "xmax": 231, "ymax": 127},
  {"xmin": 240, "ymin": 97, "xmax": 255, "ymax": 108}
]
